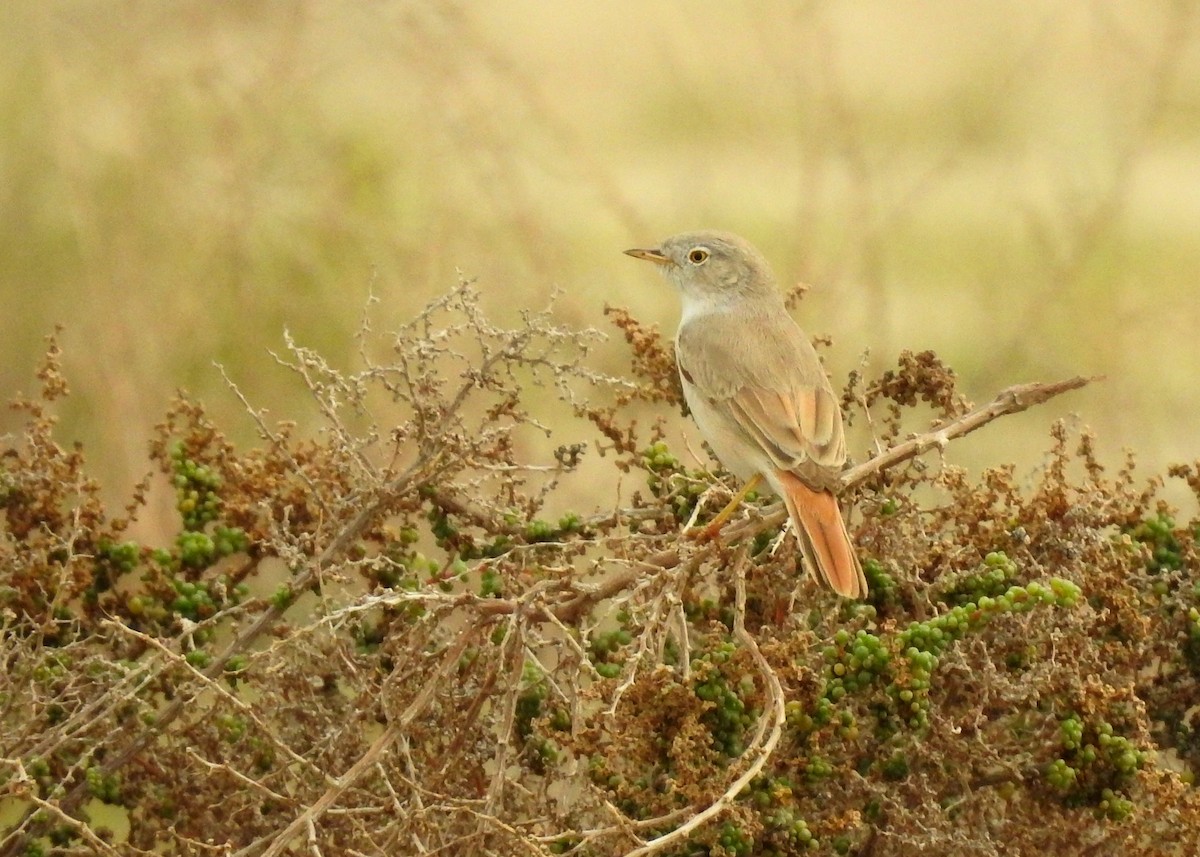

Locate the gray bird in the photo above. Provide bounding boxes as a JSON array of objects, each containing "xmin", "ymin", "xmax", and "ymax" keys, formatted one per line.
[{"xmin": 626, "ymin": 230, "xmax": 866, "ymax": 598}]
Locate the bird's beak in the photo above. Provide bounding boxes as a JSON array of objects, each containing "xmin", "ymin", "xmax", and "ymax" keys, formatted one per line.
[{"xmin": 624, "ymin": 247, "xmax": 672, "ymax": 266}]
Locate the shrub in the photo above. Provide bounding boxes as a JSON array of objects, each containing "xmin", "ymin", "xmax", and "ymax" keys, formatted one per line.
[{"xmin": 2, "ymin": 283, "xmax": 1198, "ymax": 856}]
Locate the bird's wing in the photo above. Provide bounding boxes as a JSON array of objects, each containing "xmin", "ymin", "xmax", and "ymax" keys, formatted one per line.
[
  {"xmin": 676, "ymin": 308, "xmax": 846, "ymax": 482},
  {"xmin": 728, "ymin": 383, "xmax": 845, "ymax": 471}
]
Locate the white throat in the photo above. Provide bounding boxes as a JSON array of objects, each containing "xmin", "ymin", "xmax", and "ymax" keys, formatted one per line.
[{"xmin": 677, "ymin": 290, "xmax": 731, "ymax": 326}]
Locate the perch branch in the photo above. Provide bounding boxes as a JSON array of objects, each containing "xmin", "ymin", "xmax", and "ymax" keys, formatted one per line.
[{"xmin": 839, "ymin": 375, "xmax": 1096, "ymax": 490}]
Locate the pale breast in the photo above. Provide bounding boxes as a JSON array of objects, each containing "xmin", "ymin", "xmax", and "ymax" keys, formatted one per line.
[{"xmin": 680, "ymin": 372, "xmax": 774, "ymax": 483}]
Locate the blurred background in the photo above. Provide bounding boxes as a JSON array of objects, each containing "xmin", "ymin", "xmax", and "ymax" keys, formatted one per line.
[{"xmin": 3, "ymin": 1, "xmax": 1199, "ymax": 539}]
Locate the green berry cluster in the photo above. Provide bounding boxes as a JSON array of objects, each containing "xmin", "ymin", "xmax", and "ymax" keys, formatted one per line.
[
  {"xmin": 96, "ymin": 539, "xmax": 140, "ymax": 575},
  {"xmin": 169, "ymin": 443, "xmax": 223, "ymax": 531},
  {"xmin": 589, "ymin": 625, "xmax": 633, "ymax": 679},
  {"xmin": 716, "ymin": 822, "xmax": 753, "ymax": 856},
  {"xmin": 377, "ymin": 533, "xmax": 474, "ymax": 600},
  {"xmin": 271, "ymin": 584, "xmax": 295, "ymax": 611},
  {"xmin": 515, "ymin": 663, "xmax": 560, "ymax": 772},
  {"xmin": 176, "ymin": 531, "xmax": 215, "ymax": 568},
  {"xmin": 369, "ymin": 538, "xmax": 430, "ymax": 590},
  {"xmin": 223, "ymin": 655, "xmax": 249, "ymax": 688},
  {"xmin": 804, "ymin": 756, "xmax": 834, "ymax": 782},
  {"xmin": 1184, "ymin": 604, "xmax": 1200, "ymax": 675},
  {"xmin": 132, "ymin": 573, "xmax": 247, "ymax": 630},
  {"xmin": 31, "ymin": 652, "xmax": 70, "ymax": 685},
  {"xmin": 832, "ymin": 834, "xmax": 855, "ymax": 854},
  {"xmin": 765, "ymin": 809, "xmax": 818, "ymax": 851},
  {"xmin": 24, "ymin": 756, "xmax": 52, "ymax": 794},
  {"xmin": 185, "ymin": 649, "xmax": 212, "ymax": 669},
  {"xmin": 170, "ymin": 578, "xmax": 217, "ymax": 620},
  {"xmin": 684, "ymin": 598, "xmax": 736, "ymax": 632},
  {"xmin": 692, "ymin": 640, "xmax": 758, "ymax": 757},
  {"xmin": 747, "ymin": 773, "xmax": 792, "ymax": 809},
  {"xmin": 823, "ymin": 627, "xmax": 890, "ymax": 703},
  {"xmin": 427, "ymin": 503, "xmax": 584, "ymax": 560},
  {"xmin": 522, "ymin": 516, "xmax": 579, "ymax": 543},
  {"xmin": 216, "ymin": 712, "xmax": 248, "ymax": 742},
  {"xmin": 641, "ymin": 441, "xmax": 706, "ymax": 522},
  {"xmin": 893, "ymin": 578, "xmax": 1080, "ymax": 728},
  {"xmin": 122, "ymin": 592, "xmax": 158, "ymax": 623},
  {"xmin": 862, "ymin": 559, "xmax": 898, "ymax": 608},
  {"xmin": 211, "ymin": 525, "xmax": 249, "ymax": 558},
  {"xmin": 515, "ymin": 662, "xmax": 548, "ymax": 743},
  {"xmin": 585, "ymin": 754, "xmax": 617, "ymax": 792},
  {"xmin": 480, "ymin": 567, "xmax": 503, "ymax": 598},
  {"xmin": 88, "ymin": 539, "xmax": 143, "ymax": 602},
  {"xmin": 1046, "ymin": 714, "xmax": 1145, "ymax": 820},
  {"xmin": 84, "ymin": 765, "xmax": 121, "ymax": 803},
  {"xmin": 174, "ymin": 525, "xmax": 248, "ymax": 569},
  {"xmin": 1045, "ymin": 758, "xmax": 1076, "ymax": 789},
  {"xmin": 642, "ymin": 440, "xmax": 681, "ymax": 476},
  {"xmin": 937, "ymin": 551, "xmax": 1018, "ymax": 607},
  {"xmin": 1128, "ymin": 513, "xmax": 1183, "ymax": 574},
  {"xmin": 427, "ymin": 506, "xmax": 460, "ymax": 551},
  {"xmin": 785, "ymin": 696, "xmax": 833, "ymax": 735},
  {"xmin": 903, "ymin": 578, "xmax": 1081, "ymax": 661},
  {"xmin": 821, "ymin": 576, "xmax": 1082, "ymax": 730}
]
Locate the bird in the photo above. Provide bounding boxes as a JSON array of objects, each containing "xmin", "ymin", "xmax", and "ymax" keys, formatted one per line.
[{"xmin": 625, "ymin": 230, "xmax": 867, "ymax": 598}]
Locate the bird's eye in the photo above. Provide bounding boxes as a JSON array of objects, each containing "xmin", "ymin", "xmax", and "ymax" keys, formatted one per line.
[{"xmin": 687, "ymin": 247, "xmax": 709, "ymax": 265}]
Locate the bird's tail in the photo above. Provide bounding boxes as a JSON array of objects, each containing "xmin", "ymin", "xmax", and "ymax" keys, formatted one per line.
[{"xmin": 775, "ymin": 470, "xmax": 867, "ymax": 599}]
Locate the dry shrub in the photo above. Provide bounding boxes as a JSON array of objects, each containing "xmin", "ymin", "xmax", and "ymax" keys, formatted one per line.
[{"xmin": 2, "ymin": 282, "xmax": 1198, "ymax": 857}]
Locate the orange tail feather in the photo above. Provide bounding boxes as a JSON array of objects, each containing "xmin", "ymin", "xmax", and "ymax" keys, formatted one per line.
[{"xmin": 776, "ymin": 470, "xmax": 867, "ymax": 599}]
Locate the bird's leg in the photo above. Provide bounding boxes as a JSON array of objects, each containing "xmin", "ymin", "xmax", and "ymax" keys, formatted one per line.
[{"xmin": 690, "ymin": 473, "xmax": 763, "ymax": 541}]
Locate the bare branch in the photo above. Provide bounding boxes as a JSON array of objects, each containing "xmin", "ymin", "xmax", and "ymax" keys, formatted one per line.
[
  {"xmin": 624, "ymin": 547, "xmax": 786, "ymax": 857},
  {"xmin": 841, "ymin": 375, "xmax": 1097, "ymax": 490}
]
